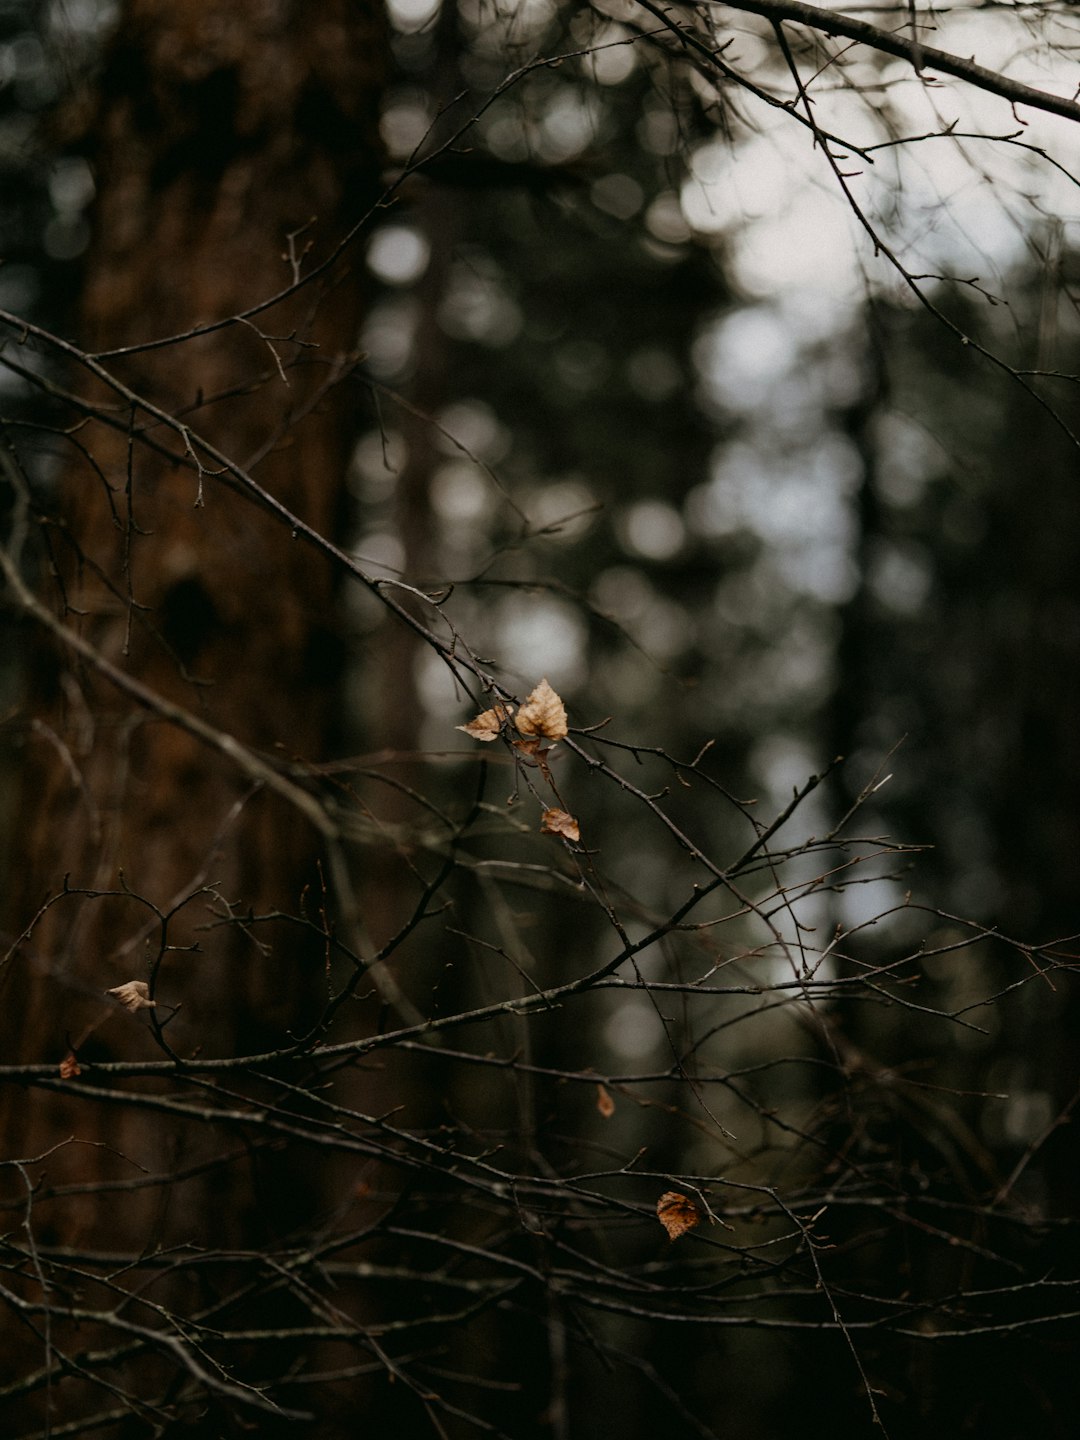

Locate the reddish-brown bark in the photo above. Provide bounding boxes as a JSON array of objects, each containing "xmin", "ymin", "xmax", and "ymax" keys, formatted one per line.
[{"xmin": 2, "ymin": 0, "xmax": 386, "ymax": 1355}]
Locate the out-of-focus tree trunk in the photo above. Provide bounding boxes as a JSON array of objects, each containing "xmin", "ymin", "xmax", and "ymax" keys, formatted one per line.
[{"xmin": 1, "ymin": 0, "xmax": 385, "ymax": 1425}]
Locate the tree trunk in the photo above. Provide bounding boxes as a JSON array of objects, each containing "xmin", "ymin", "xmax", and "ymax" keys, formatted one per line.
[{"xmin": 1, "ymin": 1, "xmax": 385, "ymax": 1429}]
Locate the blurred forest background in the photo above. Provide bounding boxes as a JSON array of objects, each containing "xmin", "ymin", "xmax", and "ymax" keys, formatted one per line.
[{"xmin": 3, "ymin": 1, "xmax": 1080, "ymax": 1437}]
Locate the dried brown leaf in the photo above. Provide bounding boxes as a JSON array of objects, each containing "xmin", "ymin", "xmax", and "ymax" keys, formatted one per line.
[
  {"xmin": 59, "ymin": 1052, "xmax": 81, "ymax": 1080},
  {"xmin": 515, "ymin": 679, "xmax": 568, "ymax": 741},
  {"xmin": 540, "ymin": 807, "xmax": 580, "ymax": 842},
  {"xmin": 511, "ymin": 734, "xmax": 543, "ymax": 759},
  {"xmin": 108, "ymin": 980, "xmax": 155, "ymax": 1013},
  {"xmin": 657, "ymin": 1190, "xmax": 700, "ymax": 1242},
  {"xmin": 457, "ymin": 703, "xmax": 513, "ymax": 742},
  {"xmin": 596, "ymin": 1083, "xmax": 615, "ymax": 1119}
]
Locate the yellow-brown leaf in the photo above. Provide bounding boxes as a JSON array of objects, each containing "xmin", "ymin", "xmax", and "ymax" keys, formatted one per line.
[
  {"xmin": 657, "ymin": 1191, "xmax": 700, "ymax": 1241},
  {"xmin": 596, "ymin": 1083, "xmax": 615, "ymax": 1119},
  {"xmin": 515, "ymin": 679, "xmax": 568, "ymax": 741},
  {"xmin": 107, "ymin": 980, "xmax": 155, "ymax": 1013},
  {"xmin": 457, "ymin": 703, "xmax": 513, "ymax": 742},
  {"xmin": 540, "ymin": 807, "xmax": 580, "ymax": 842},
  {"xmin": 511, "ymin": 735, "xmax": 543, "ymax": 758},
  {"xmin": 59, "ymin": 1052, "xmax": 81, "ymax": 1080}
]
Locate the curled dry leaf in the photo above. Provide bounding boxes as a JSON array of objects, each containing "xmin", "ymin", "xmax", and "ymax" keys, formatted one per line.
[
  {"xmin": 59, "ymin": 1052, "xmax": 81, "ymax": 1080},
  {"xmin": 540, "ymin": 807, "xmax": 580, "ymax": 842},
  {"xmin": 108, "ymin": 980, "xmax": 156, "ymax": 1013},
  {"xmin": 657, "ymin": 1190, "xmax": 701, "ymax": 1242},
  {"xmin": 515, "ymin": 679, "xmax": 568, "ymax": 741},
  {"xmin": 596, "ymin": 1083, "xmax": 615, "ymax": 1119},
  {"xmin": 457, "ymin": 702, "xmax": 513, "ymax": 742}
]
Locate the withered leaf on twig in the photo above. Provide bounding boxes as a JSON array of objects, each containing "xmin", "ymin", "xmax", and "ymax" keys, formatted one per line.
[
  {"xmin": 108, "ymin": 980, "xmax": 156, "ymax": 1013},
  {"xmin": 457, "ymin": 702, "xmax": 513, "ymax": 742},
  {"xmin": 657, "ymin": 1190, "xmax": 701, "ymax": 1241},
  {"xmin": 596, "ymin": 1083, "xmax": 615, "ymax": 1118},
  {"xmin": 59, "ymin": 1052, "xmax": 81, "ymax": 1080},
  {"xmin": 540, "ymin": 807, "xmax": 580, "ymax": 842},
  {"xmin": 515, "ymin": 679, "xmax": 568, "ymax": 741}
]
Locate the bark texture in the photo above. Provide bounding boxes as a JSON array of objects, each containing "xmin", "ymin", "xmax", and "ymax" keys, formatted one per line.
[{"xmin": 2, "ymin": 1, "xmax": 385, "ymax": 1424}]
